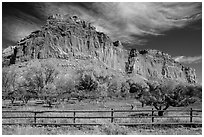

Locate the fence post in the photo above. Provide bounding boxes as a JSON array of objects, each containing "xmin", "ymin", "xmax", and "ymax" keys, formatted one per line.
[
  {"xmin": 73, "ymin": 111, "xmax": 76, "ymax": 123},
  {"xmin": 151, "ymin": 108, "xmax": 154, "ymax": 123},
  {"xmin": 190, "ymin": 108, "xmax": 193, "ymax": 123},
  {"xmin": 111, "ymin": 109, "xmax": 114, "ymax": 123},
  {"xmin": 34, "ymin": 112, "xmax": 37, "ymax": 124}
]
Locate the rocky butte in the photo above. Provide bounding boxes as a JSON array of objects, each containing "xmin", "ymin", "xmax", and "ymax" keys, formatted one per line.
[{"xmin": 3, "ymin": 14, "xmax": 197, "ymax": 84}]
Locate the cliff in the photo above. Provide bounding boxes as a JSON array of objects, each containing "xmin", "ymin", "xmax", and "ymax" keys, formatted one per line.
[
  {"xmin": 2, "ymin": 14, "xmax": 196, "ymax": 84},
  {"xmin": 125, "ymin": 49, "xmax": 196, "ymax": 83},
  {"xmin": 3, "ymin": 14, "xmax": 126, "ymax": 72}
]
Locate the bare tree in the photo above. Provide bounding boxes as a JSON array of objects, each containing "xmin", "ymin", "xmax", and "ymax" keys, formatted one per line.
[
  {"xmin": 42, "ymin": 63, "xmax": 59, "ymax": 85},
  {"xmin": 2, "ymin": 67, "xmax": 18, "ymax": 104},
  {"xmin": 21, "ymin": 62, "xmax": 59, "ymax": 105}
]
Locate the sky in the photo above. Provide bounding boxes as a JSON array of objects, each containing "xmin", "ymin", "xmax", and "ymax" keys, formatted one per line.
[{"xmin": 2, "ymin": 2, "xmax": 202, "ymax": 83}]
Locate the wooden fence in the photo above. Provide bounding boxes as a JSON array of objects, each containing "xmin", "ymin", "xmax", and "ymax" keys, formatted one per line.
[{"xmin": 2, "ymin": 108, "xmax": 202, "ymax": 126}]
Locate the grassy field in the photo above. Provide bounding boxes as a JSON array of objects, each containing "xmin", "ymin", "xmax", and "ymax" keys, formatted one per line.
[
  {"xmin": 2, "ymin": 98, "xmax": 202, "ymax": 135},
  {"xmin": 2, "ymin": 124, "xmax": 202, "ymax": 135}
]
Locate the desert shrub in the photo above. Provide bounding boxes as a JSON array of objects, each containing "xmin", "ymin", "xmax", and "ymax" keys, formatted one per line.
[{"xmin": 99, "ymin": 123, "xmax": 129, "ymax": 135}]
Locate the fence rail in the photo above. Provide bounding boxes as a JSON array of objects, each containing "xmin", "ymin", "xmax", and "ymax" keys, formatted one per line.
[{"xmin": 2, "ymin": 108, "xmax": 202, "ymax": 126}]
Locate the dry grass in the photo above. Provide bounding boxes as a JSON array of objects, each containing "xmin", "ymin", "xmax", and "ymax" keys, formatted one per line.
[{"xmin": 2, "ymin": 123, "xmax": 202, "ymax": 135}]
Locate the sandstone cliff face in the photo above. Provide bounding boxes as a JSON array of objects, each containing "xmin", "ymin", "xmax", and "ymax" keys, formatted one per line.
[
  {"xmin": 125, "ymin": 49, "xmax": 196, "ymax": 83},
  {"xmin": 3, "ymin": 14, "xmax": 126, "ymax": 72},
  {"xmin": 2, "ymin": 14, "xmax": 196, "ymax": 84}
]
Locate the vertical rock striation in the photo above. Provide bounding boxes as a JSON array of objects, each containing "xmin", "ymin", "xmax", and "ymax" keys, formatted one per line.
[
  {"xmin": 125, "ymin": 49, "xmax": 196, "ymax": 83},
  {"xmin": 12, "ymin": 14, "xmax": 126, "ymax": 72},
  {"xmin": 2, "ymin": 14, "xmax": 196, "ymax": 84}
]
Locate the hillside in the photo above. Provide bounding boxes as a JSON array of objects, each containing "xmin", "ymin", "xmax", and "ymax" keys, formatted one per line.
[{"xmin": 2, "ymin": 14, "xmax": 197, "ymax": 84}]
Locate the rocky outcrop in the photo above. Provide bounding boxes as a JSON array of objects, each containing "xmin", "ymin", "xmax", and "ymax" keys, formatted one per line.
[
  {"xmin": 2, "ymin": 14, "xmax": 197, "ymax": 84},
  {"xmin": 3, "ymin": 14, "xmax": 126, "ymax": 72},
  {"xmin": 125, "ymin": 49, "xmax": 196, "ymax": 83}
]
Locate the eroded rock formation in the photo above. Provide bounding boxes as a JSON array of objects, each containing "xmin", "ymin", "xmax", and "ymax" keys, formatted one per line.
[
  {"xmin": 2, "ymin": 14, "xmax": 197, "ymax": 83},
  {"xmin": 125, "ymin": 49, "xmax": 196, "ymax": 83}
]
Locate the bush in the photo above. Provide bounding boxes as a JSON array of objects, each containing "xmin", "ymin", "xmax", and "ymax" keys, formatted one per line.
[{"xmin": 77, "ymin": 71, "xmax": 98, "ymax": 92}]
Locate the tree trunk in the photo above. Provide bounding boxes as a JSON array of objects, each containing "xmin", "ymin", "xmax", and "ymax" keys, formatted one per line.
[
  {"xmin": 47, "ymin": 100, "xmax": 52, "ymax": 107},
  {"xmin": 11, "ymin": 97, "xmax": 15, "ymax": 104},
  {"xmin": 156, "ymin": 105, "xmax": 169, "ymax": 116},
  {"xmin": 158, "ymin": 110, "xmax": 164, "ymax": 116},
  {"xmin": 25, "ymin": 98, "xmax": 29, "ymax": 104}
]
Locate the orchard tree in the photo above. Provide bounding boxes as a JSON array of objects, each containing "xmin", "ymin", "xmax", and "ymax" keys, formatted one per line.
[
  {"xmin": 42, "ymin": 83, "xmax": 58, "ymax": 107},
  {"xmin": 135, "ymin": 80, "xmax": 201, "ymax": 116},
  {"xmin": 21, "ymin": 62, "xmax": 59, "ymax": 103},
  {"xmin": 20, "ymin": 66, "xmax": 45, "ymax": 103},
  {"xmin": 16, "ymin": 85, "xmax": 39, "ymax": 104},
  {"xmin": 121, "ymin": 81, "xmax": 130, "ymax": 98},
  {"xmin": 55, "ymin": 74, "xmax": 77, "ymax": 101},
  {"xmin": 77, "ymin": 71, "xmax": 98, "ymax": 92},
  {"xmin": 42, "ymin": 63, "xmax": 59, "ymax": 85},
  {"xmin": 129, "ymin": 82, "xmax": 146, "ymax": 107},
  {"xmin": 2, "ymin": 67, "xmax": 18, "ymax": 103}
]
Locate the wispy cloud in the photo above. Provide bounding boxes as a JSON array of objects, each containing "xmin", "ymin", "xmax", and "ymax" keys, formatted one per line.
[
  {"xmin": 3, "ymin": 2, "xmax": 202, "ymax": 46},
  {"xmin": 173, "ymin": 55, "xmax": 202, "ymax": 64},
  {"xmin": 68, "ymin": 2, "xmax": 201, "ymax": 44}
]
